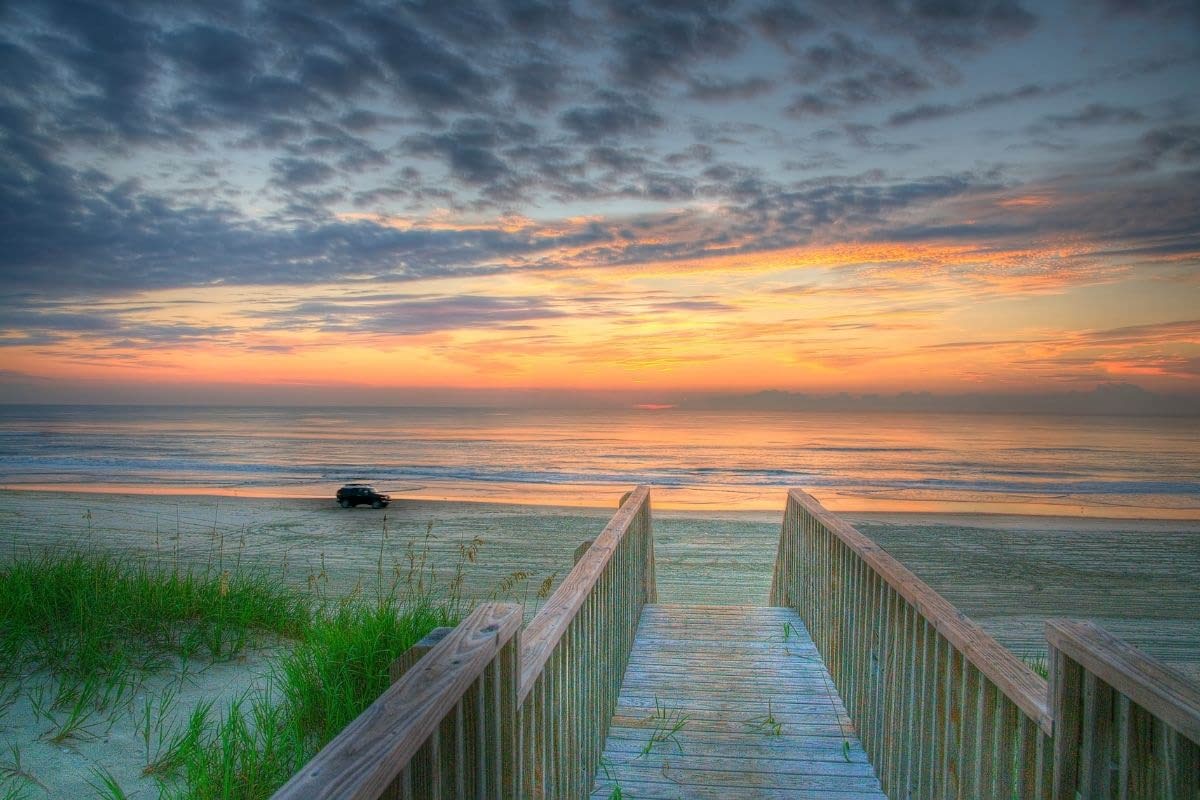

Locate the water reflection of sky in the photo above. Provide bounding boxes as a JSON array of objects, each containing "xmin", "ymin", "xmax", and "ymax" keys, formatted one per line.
[{"xmin": 0, "ymin": 406, "xmax": 1196, "ymax": 517}]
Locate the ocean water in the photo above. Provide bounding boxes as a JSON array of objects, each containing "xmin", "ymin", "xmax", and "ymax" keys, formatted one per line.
[{"xmin": 0, "ymin": 405, "xmax": 1197, "ymax": 516}]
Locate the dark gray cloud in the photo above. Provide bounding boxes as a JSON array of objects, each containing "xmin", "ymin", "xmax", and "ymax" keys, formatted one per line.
[
  {"xmin": 506, "ymin": 56, "xmax": 572, "ymax": 110},
  {"xmin": 260, "ymin": 294, "xmax": 573, "ymax": 336},
  {"xmin": 270, "ymin": 157, "xmax": 337, "ymax": 189},
  {"xmin": 166, "ymin": 24, "xmax": 259, "ymax": 83},
  {"xmin": 785, "ymin": 34, "xmax": 931, "ymax": 116},
  {"xmin": 1132, "ymin": 124, "xmax": 1200, "ymax": 169},
  {"xmin": 871, "ymin": 168, "xmax": 1200, "ymax": 251},
  {"xmin": 829, "ymin": 0, "xmax": 1038, "ymax": 52},
  {"xmin": 0, "ymin": 155, "xmax": 536, "ymax": 294},
  {"xmin": 888, "ymin": 83, "xmax": 1049, "ymax": 125},
  {"xmin": 293, "ymin": 122, "xmax": 389, "ymax": 173},
  {"xmin": 1100, "ymin": 0, "xmax": 1200, "ymax": 25},
  {"xmin": 356, "ymin": 11, "xmax": 494, "ymax": 112},
  {"xmin": 792, "ymin": 33, "xmax": 885, "ymax": 82},
  {"xmin": 559, "ymin": 90, "xmax": 664, "ymax": 142},
  {"xmin": 603, "ymin": 0, "xmax": 747, "ymax": 87},
  {"xmin": 404, "ymin": 117, "xmax": 540, "ymax": 198},
  {"xmin": 33, "ymin": 0, "xmax": 167, "ymax": 143},
  {"xmin": 0, "ymin": 302, "xmax": 238, "ymax": 348},
  {"xmin": 749, "ymin": 2, "xmax": 820, "ymax": 50},
  {"xmin": 687, "ymin": 75, "xmax": 776, "ymax": 101},
  {"xmin": 1042, "ymin": 103, "xmax": 1146, "ymax": 128},
  {"xmin": 0, "ymin": 0, "xmax": 1194, "ymax": 316}
]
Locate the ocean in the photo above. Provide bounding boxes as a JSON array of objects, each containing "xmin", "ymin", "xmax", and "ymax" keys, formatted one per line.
[{"xmin": 0, "ymin": 405, "xmax": 1197, "ymax": 516}]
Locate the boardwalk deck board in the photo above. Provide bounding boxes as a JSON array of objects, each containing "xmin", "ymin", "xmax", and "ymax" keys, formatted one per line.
[{"xmin": 591, "ymin": 604, "xmax": 886, "ymax": 799}]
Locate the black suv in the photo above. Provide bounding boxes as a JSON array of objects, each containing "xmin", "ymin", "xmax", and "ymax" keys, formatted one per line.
[{"xmin": 336, "ymin": 484, "xmax": 391, "ymax": 508}]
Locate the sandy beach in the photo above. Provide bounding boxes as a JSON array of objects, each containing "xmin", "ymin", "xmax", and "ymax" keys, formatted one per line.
[
  {"xmin": 2, "ymin": 488, "xmax": 1196, "ymax": 667},
  {"xmin": 2, "ymin": 488, "xmax": 1198, "ymax": 798}
]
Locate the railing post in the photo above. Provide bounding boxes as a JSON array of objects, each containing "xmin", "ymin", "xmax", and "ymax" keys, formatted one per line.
[
  {"xmin": 642, "ymin": 493, "xmax": 656, "ymax": 603},
  {"xmin": 1049, "ymin": 638, "xmax": 1085, "ymax": 799},
  {"xmin": 498, "ymin": 619, "xmax": 522, "ymax": 798},
  {"xmin": 388, "ymin": 626, "xmax": 452, "ymax": 684},
  {"xmin": 768, "ymin": 496, "xmax": 792, "ymax": 606}
]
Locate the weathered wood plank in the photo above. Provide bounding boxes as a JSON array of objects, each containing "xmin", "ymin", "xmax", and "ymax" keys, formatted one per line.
[{"xmin": 592, "ymin": 604, "xmax": 886, "ymax": 799}]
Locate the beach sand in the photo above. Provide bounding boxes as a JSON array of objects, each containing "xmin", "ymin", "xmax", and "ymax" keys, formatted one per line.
[
  {"xmin": 1, "ymin": 489, "xmax": 1197, "ymax": 797},
  {"xmin": 2, "ymin": 489, "xmax": 1197, "ymax": 666}
]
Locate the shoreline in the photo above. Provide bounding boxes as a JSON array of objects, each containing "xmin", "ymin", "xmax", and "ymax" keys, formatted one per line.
[{"xmin": 2, "ymin": 482, "xmax": 1198, "ymax": 522}]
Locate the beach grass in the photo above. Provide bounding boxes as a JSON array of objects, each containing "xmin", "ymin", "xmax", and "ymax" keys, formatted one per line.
[
  {"xmin": 0, "ymin": 538, "xmax": 465, "ymax": 799},
  {"xmin": 281, "ymin": 597, "xmax": 456, "ymax": 743},
  {"xmin": 0, "ymin": 551, "xmax": 310, "ymax": 681}
]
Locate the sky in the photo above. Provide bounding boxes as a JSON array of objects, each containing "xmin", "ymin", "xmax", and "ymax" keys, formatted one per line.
[{"xmin": 0, "ymin": 0, "xmax": 1198, "ymax": 406}]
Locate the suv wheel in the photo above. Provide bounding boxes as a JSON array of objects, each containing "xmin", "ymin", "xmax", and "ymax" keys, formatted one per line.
[
  {"xmin": 372, "ymin": 500, "xmax": 384, "ymax": 509},
  {"xmin": 339, "ymin": 499, "xmax": 350, "ymax": 508}
]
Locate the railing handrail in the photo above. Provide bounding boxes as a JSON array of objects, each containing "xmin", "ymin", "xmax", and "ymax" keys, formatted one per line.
[
  {"xmin": 1047, "ymin": 618, "xmax": 1200, "ymax": 745},
  {"xmin": 518, "ymin": 484, "xmax": 651, "ymax": 703},
  {"xmin": 273, "ymin": 602, "xmax": 523, "ymax": 800},
  {"xmin": 783, "ymin": 487, "xmax": 1053, "ymax": 734}
]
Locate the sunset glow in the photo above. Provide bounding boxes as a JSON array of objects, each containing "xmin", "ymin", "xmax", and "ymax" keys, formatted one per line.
[{"xmin": 1, "ymin": 1, "xmax": 1197, "ymax": 407}]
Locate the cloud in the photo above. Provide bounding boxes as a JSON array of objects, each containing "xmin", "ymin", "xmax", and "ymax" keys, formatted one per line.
[
  {"xmin": 785, "ymin": 34, "xmax": 931, "ymax": 116},
  {"xmin": 166, "ymin": 24, "xmax": 259, "ymax": 84},
  {"xmin": 603, "ymin": 0, "xmax": 747, "ymax": 87},
  {"xmin": 31, "ymin": 0, "xmax": 168, "ymax": 144},
  {"xmin": 259, "ymin": 294, "xmax": 574, "ymax": 336},
  {"xmin": 686, "ymin": 75, "xmax": 775, "ymax": 101},
  {"xmin": 1042, "ymin": 103, "xmax": 1146, "ymax": 128},
  {"xmin": 749, "ymin": 2, "xmax": 821, "ymax": 51},
  {"xmin": 828, "ymin": 0, "xmax": 1038, "ymax": 52},
  {"xmin": 270, "ymin": 157, "xmax": 337, "ymax": 189},
  {"xmin": 559, "ymin": 90, "xmax": 664, "ymax": 143},
  {"xmin": 680, "ymin": 383, "xmax": 1199, "ymax": 415},
  {"xmin": 292, "ymin": 122, "xmax": 389, "ymax": 173},
  {"xmin": 404, "ymin": 117, "xmax": 538, "ymax": 193},
  {"xmin": 888, "ymin": 83, "xmax": 1049, "ymax": 126},
  {"xmin": 0, "ymin": 0, "xmax": 1195, "ymax": 389},
  {"xmin": 1079, "ymin": 318, "xmax": 1200, "ymax": 346},
  {"xmin": 357, "ymin": 11, "xmax": 495, "ymax": 112},
  {"xmin": 1100, "ymin": 0, "xmax": 1200, "ymax": 26},
  {"xmin": 506, "ymin": 56, "xmax": 572, "ymax": 110},
  {"xmin": 1125, "ymin": 124, "xmax": 1200, "ymax": 171},
  {"xmin": 0, "ymin": 301, "xmax": 239, "ymax": 349}
]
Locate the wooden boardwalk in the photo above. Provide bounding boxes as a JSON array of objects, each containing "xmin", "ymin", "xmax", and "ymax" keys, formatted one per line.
[
  {"xmin": 591, "ymin": 604, "xmax": 886, "ymax": 799},
  {"xmin": 274, "ymin": 488, "xmax": 1200, "ymax": 800}
]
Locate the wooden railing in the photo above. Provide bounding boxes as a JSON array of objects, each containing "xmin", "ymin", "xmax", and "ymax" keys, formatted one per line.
[
  {"xmin": 274, "ymin": 602, "xmax": 523, "ymax": 799},
  {"xmin": 771, "ymin": 488, "xmax": 1055, "ymax": 799},
  {"xmin": 273, "ymin": 485, "xmax": 655, "ymax": 800},
  {"xmin": 517, "ymin": 485, "xmax": 655, "ymax": 798},
  {"xmin": 1048, "ymin": 619, "xmax": 1200, "ymax": 799}
]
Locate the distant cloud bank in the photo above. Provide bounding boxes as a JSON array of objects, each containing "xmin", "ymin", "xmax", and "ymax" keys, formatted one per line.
[{"xmin": 678, "ymin": 384, "xmax": 1200, "ymax": 417}]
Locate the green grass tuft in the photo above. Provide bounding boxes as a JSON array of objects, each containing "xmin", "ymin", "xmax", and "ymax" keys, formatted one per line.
[
  {"xmin": 1019, "ymin": 650, "xmax": 1049, "ymax": 679},
  {"xmin": 281, "ymin": 597, "xmax": 456, "ymax": 743},
  {"xmin": 0, "ymin": 551, "xmax": 310, "ymax": 682},
  {"xmin": 1, "ymin": 533, "xmax": 467, "ymax": 800}
]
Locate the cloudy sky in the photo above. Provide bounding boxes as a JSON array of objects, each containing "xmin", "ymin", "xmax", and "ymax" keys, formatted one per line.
[{"xmin": 1, "ymin": 0, "xmax": 1198, "ymax": 404}]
